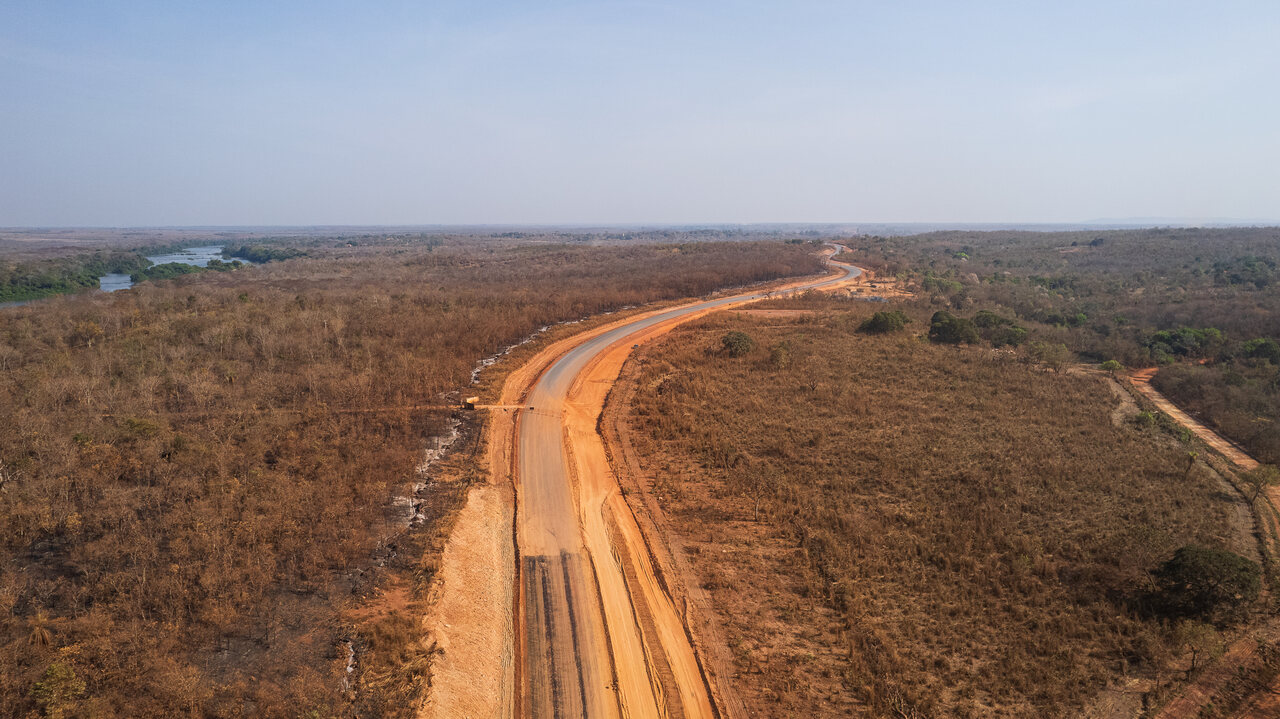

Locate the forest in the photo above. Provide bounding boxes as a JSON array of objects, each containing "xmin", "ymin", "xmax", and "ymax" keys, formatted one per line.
[
  {"xmin": 129, "ymin": 259, "xmax": 246, "ymax": 283},
  {"xmin": 222, "ymin": 245, "xmax": 307, "ymax": 263},
  {"xmin": 0, "ymin": 253, "xmax": 152, "ymax": 302},
  {"xmin": 0, "ymin": 238, "xmax": 822, "ymax": 718},
  {"xmin": 0, "ymin": 242, "xmax": 303, "ymax": 303}
]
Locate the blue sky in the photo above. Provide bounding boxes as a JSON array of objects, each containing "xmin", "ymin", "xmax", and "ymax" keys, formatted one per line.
[{"xmin": 1, "ymin": 1, "xmax": 1277, "ymax": 225}]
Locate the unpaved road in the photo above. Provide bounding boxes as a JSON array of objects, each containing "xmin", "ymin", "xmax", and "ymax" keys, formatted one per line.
[
  {"xmin": 1128, "ymin": 368, "xmax": 1259, "ymax": 470},
  {"xmin": 515, "ymin": 250, "xmax": 862, "ymax": 718}
]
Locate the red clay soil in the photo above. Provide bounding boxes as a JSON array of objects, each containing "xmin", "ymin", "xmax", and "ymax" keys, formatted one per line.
[{"xmin": 422, "ymin": 250, "xmax": 865, "ymax": 719}]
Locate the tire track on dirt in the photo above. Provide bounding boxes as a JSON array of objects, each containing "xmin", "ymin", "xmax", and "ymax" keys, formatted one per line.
[{"xmin": 421, "ymin": 247, "xmax": 864, "ymax": 719}]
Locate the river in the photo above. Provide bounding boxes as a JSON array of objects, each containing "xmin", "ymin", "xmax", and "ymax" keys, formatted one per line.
[
  {"xmin": 3, "ymin": 245, "xmax": 250, "ymax": 308},
  {"xmin": 102, "ymin": 245, "xmax": 243, "ymax": 293}
]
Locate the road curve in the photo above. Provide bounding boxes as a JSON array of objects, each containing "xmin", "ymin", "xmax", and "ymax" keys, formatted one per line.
[{"xmin": 515, "ymin": 248, "xmax": 862, "ymax": 719}]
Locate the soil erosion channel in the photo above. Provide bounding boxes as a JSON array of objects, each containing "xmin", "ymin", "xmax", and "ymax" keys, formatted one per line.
[{"xmin": 515, "ymin": 250, "xmax": 862, "ymax": 719}]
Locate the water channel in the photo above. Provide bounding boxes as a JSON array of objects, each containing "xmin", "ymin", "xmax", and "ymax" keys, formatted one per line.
[{"xmin": 3, "ymin": 245, "xmax": 250, "ymax": 309}]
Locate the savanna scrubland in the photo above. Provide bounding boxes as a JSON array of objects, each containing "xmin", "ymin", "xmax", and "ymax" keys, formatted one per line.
[
  {"xmin": 619, "ymin": 300, "xmax": 1261, "ymax": 718},
  {"xmin": 0, "ymin": 237, "xmax": 822, "ymax": 718},
  {"xmin": 8, "ymin": 226, "xmax": 1280, "ymax": 718},
  {"xmin": 849, "ymin": 227, "xmax": 1280, "ymax": 467}
]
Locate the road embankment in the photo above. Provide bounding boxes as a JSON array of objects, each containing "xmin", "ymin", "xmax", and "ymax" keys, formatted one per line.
[{"xmin": 420, "ymin": 251, "xmax": 866, "ymax": 719}]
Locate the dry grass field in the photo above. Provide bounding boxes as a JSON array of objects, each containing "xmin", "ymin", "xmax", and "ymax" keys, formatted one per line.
[{"xmin": 619, "ymin": 301, "xmax": 1254, "ymax": 718}]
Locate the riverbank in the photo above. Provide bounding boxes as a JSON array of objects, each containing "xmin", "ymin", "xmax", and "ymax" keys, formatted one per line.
[{"xmin": 1, "ymin": 245, "xmax": 254, "ymax": 308}]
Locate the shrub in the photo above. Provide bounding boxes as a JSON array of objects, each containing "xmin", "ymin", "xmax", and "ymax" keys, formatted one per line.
[
  {"xmin": 223, "ymin": 244, "xmax": 307, "ymax": 262},
  {"xmin": 721, "ymin": 330, "xmax": 755, "ymax": 357},
  {"xmin": 859, "ymin": 310, "xmax": 911, "ymax": 334},
  {"xmin": 130, "ymin": 262, "xmax": 204, "ymax": 283},
  {"xmin": 928, "ymin": 311, "xmax": 979, "ymax": 344},
  {"xmin": 973, "ymin": 309, "xmax": 1013, "ymax": 328},
  {"xmin": 1173, "ymin": 620, "xmax": 1223, "ymax": 675},
  {"xmin": 31, "ymin": 663, "xmax": 84, "ymax": 719},
  {"xmin": 1131, "ymin": 409, "xmax": 1192, "ymax": 442},
  {"xmin": 921, "ymin": 274, "xmax": 962, "ymax": 295},
  {"xmin": 769, "ymin": 341, "xmax": 792, "ymax": 369},
  {"xmin": 121, "ymin": 417, "xmax": 162, "ymax": 439},
  {"xmin": 969, "ymin": 310, "xmax": 1026, "ymax": 346},
  {"xmin": 1100, "ymin": 359, "xmax": 1124, "ymax": 374},
  {"xmin": 989, "ymin": 325, "xmax": 1028, "ymax": 347},
  {"xmin": 1146, "ymin": 327, "xmax": 1225, "ymax": 358},
  {"xmin": 1154, "ymin": 544, "xmax": 1260, "ymax": 623},
  {"xmin": 1242, "ymin": 465, "xmax": 1280, "ymax": 503},
  {"xmin": 1242, "ymin": 337, "xmax": 1280, "ymax": 364},
  {"xmin": 1027, "ymin": 341, "xmax": 1072, "ymax": 372},
  {"xmin": 68, "ymin": 321, "xmax": 103, "ymax": 348}
]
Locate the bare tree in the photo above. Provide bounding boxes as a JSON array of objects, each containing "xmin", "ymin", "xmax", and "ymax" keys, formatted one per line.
[{"xmin": 1243, "ymin": 465, "xmax": 1280, "ymax": 503}]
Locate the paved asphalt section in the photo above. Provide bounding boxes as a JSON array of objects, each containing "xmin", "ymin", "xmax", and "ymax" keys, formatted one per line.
[{"xmin": 516, "ymin": 248, "xmax": 862, "ymax": 718}]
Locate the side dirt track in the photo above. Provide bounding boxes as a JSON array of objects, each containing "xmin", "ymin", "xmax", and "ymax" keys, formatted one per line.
[
  {"xmin": 420, "ymin": 248, "xmax": 867, "ymax": 719},
  {"xmin": 1125, "ymin": 369, "xmax": 1280, "ymax": 719},
  {"xmin": 1129, "ymin": 368, "xmax": 1259, "ymax": 471}
]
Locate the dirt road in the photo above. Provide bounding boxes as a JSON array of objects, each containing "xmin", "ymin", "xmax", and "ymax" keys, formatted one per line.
[
  {"xmin": 1128, "ymin": 368, "xmax": 1259, "ymax": 470},
  {"xmin": 514, "ymin": 250, "xmax": 862, "ymax": 718}
]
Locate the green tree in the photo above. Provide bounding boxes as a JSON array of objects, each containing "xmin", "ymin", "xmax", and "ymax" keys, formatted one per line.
[
  {"xmin": 1027, "ymin": 341, "xmax": 1072, "ymax": 373},
  {"xmin": 989, "ymin": 325, "xmax": 1028, "ymax": 347},
  {"xmin": 928, "ymin": 311, "xmax": 979, "ymax": 345},
  {"xmin": 922, "ymin": 273, "xmax": 963, "ymax": 295},
  {"xmin": 1147, "ymin": 327, "xmax": 1226, "ymax": 359},
  {"xmin": 131, "ymin": 262, "xmax": 205, "ymax": 283},
  {"xmin": 1154, "ymin": 544, "xmax": 1261, "ymax": 623},
  {"xmin": 1100, "ymin": 359, "xmax": 1124, "ymax": 375},
  {"xmin": 721, "ymin": 331, "xmax": 755, "ymax": 358},
  {"xmin": 859, "ymin": 310, "xmax": 911, "ymax": 334},
  {"xmin": 31, "ymin": 663, "xmax": 85, "ymax": 719},
  {"xmin": 971, "ymin": 309, "xmax": 1027, "ymax": 346},
  {"xmin": 1242, "ymin": 337, "xmax": 1280, "ymax": 364},
  {"xmin": 973, "ymin": 309, "xmax": 1012, "ymax": 328}
]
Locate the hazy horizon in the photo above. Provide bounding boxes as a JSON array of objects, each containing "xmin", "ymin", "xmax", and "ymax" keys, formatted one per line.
[{"xmin": 3, "ymin": 1, "xmax": 1278, "ymax": 226}]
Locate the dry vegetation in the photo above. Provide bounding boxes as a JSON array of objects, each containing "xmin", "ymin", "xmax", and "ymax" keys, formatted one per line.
[
  {"xmin": 846, "ymin": 227, "xmax": 1280, "ymax": 474},
  {"xmin": 620, "ymin": 300, "xmax": 1254, "ymax": 718},
  {"xmin": 1151, "ymin": 361, "xmax": 1280, "ymax": 466},
  {"xmin": 0, "ymin": 238, "xmax": 822, "ymax": 718}
]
